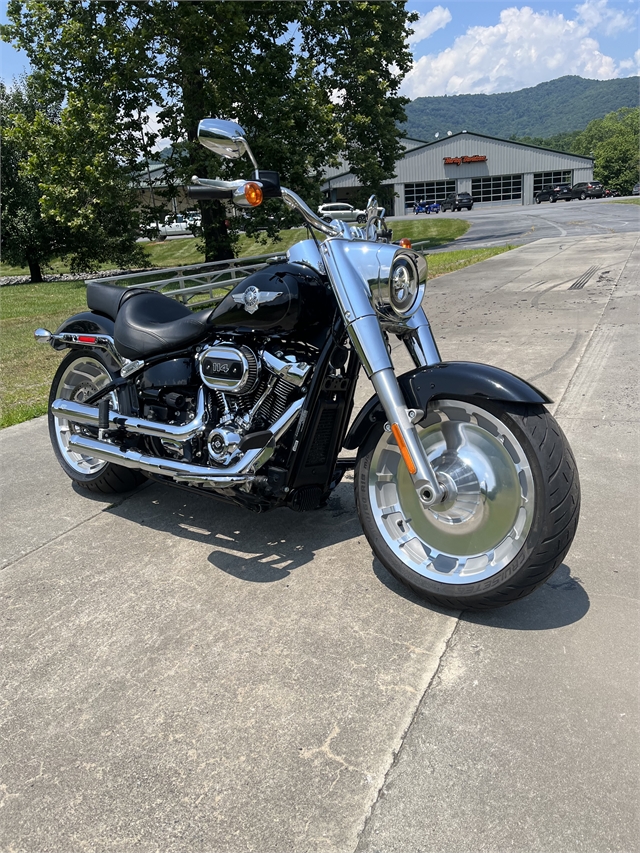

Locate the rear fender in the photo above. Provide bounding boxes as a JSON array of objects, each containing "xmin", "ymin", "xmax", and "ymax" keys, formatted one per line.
[
  {"xmin": 53, "ymin": 311, "xmax": 121, "ymax": 374},
  {"xmin": 343, "ymin": 361, "xmax": 551, "ymax": 451}
]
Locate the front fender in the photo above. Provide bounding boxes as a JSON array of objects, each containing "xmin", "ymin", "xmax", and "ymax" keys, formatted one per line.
[{"xmin": 343, "ymin": 361, "xmax": 551, "ymax": 451}]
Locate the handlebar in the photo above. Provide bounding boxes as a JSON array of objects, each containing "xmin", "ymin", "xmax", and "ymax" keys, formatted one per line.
[
  {"xmin": 188, "ymin": 185, "xmax": 233, "ymax": 201},
  {"xmin": 190, "ymin": 176, "xmax": 391, "ymax": 242}
]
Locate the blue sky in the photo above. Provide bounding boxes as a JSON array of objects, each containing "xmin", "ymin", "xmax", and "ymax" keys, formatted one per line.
[{"xmin": 1, "ymin": 0, "xmax": 638, "ymax": 98}]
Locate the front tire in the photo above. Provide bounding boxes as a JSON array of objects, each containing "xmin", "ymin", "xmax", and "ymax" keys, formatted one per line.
[
  {"xmin": 355, "ymin": 398, "xmax": 580, "ymax": 610},
  {"xmin": 48, "ymin": 350, "xmax": 146, "ymax": 494}
]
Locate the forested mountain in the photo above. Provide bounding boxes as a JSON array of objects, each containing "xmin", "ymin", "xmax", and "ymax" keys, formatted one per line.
[{"xmin": 404, "ymin": 76, "xmax": 639, "ymax": 141}]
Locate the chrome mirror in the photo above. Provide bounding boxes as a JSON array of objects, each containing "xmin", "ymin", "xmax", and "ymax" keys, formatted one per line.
[{"xmin": 197, "ymin": 119, "xmax": 258, "ymax": 171}]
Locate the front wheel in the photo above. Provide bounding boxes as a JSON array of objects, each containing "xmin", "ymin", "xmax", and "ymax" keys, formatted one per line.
[
  {"xmin": 48, "ymin": 350, "xmax": 146, "ymax": 494},
  {"xmin": 356, "ymin": 214, "xmax": 366, "ymax": 224},
  {"xmin": 355, "ymin": 398, "xmax": 580, "ymax": 610}
]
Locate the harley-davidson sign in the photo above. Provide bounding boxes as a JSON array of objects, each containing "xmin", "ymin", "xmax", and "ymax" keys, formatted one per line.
[{"xmin": 443, "ymin": 155, "xmax": 487, "ymax": 166}]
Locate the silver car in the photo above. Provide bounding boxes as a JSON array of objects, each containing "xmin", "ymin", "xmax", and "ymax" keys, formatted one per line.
[{"xmin": 317, "ymin": 202, "xmax": 368, "ymax": 224}]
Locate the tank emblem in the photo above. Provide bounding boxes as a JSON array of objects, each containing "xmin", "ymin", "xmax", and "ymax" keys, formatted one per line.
[{"xmin": 232, "ymin": 285, "xmax": 282, "ymax": 315}]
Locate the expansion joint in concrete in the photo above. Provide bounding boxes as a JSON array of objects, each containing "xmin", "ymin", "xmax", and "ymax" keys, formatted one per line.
[{"xmin": 352, "ymin": 616, "xmax": 462, "ymax": 852}]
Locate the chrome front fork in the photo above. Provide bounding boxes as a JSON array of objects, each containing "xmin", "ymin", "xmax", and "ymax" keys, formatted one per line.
[{"xmin": 320, "ymin": 240, "xmax": 445, "ymax": 506}]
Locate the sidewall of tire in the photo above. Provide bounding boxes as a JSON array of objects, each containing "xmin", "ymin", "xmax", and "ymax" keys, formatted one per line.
[{"xmin": 355, "ymin": 400, "xmax": 578, "ymax": 609}]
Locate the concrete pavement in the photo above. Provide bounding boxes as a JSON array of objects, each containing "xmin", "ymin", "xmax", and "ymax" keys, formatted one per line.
[{"xmin": 1, "ymin": 232, "xmax": 638, "ymax": 852}]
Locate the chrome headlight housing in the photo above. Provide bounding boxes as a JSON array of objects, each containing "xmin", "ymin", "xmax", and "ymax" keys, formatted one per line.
[{"xmin": 374, "ymin": 249, "xmax": 427, "ymax": 319}]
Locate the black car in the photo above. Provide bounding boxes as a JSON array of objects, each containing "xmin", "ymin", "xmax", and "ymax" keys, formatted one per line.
[
  {"xmin": 571, "ymin": 181, "xmax": 603, "ymax": 200},
  {"xmin": 534, "ymin": 183, "xmax": 572, "ymax": 203},
  {"xmin": 441, "ymin": 192, "xmax": 474, "ymax": 212}
]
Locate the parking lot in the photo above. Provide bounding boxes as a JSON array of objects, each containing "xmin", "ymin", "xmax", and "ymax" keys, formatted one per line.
[
  {"xmin": 396, "ymin": 195, "xmax": 639, "ymax": 251},
  {"xmin": 1, "ymin": 230, "xmax": 638, "ymax": 852}
]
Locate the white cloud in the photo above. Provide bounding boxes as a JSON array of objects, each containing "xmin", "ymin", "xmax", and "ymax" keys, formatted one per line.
[
  {"xmin": 408, "ymin": 6, "xmax": 452, "ymax": 45},
  {"xmin": 402, "ymin": 0, "xmax": 639, "ymax": 98},
  {"xmin": 575, "ymin": 0, "xmax": 634, "ymax": 35}
]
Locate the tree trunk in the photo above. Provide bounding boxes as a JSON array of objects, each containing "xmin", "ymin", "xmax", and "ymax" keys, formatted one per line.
[
  {"xmin": 28, "ymin": 258, "xmax": 43, "ymax": 283},
  {"xmin": 200, "ymin": 200, "xmax": 235, "ymax": 262}
]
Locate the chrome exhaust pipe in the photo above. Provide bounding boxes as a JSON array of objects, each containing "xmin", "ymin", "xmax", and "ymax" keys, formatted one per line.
[
  {"xmin": 65, "ymin": 397, "xmax": 305, "ymax": 487},
  {"xmin": 66, "ymin": 434, "xmax": 261, "ymax": 486},
  {"xmin": 51, "ymin": 388, "xmax": 207, "ymax": 443}
]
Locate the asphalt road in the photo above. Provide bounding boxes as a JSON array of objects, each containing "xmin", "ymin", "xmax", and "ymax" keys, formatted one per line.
[
  {"xmin": 1, "ymin": 231, "xmax": 638, "ymax": 852},
  {"xmin": 394, "ymin": 196, "xmax": 639, "ymax": 251}
]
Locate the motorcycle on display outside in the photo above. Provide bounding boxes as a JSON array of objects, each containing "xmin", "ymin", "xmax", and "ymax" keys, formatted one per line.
[
  {"xmin": 414, "ymin": 200, "xmax": 441, "ymax": 215},
  {"xmin": 37, "ymin": 119, "xmax": 580, "ymax": 610}
]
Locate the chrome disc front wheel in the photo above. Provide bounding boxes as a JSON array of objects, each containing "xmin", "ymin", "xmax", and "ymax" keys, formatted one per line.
[{"xmin": 367, "ymin": 399, "xmax": 535, "ymax": 586}]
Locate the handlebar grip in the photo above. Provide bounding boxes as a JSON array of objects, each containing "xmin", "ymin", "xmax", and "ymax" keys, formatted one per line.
[{"xmin": 187, "ymin": 186, "xmax": 233, "ymax": 200}]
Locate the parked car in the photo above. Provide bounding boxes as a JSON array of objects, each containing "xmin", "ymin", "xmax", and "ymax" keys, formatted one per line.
[
  {"xmin": 632, "ymin": 183, "xmax": 640, "ymax": 196},
  {"xmin": 534, "ymin": 183, "xmax": 572, "ymax": 203},
  {"xmin": 441, "ymin": 192, "xmax": 474, "ymax": 212},
  {"xmin": 571, "ymin": 181, "xmax": 603, "ymax": 200},
  {"xmin": 317, "ymin": 202, "xmax": 368, "ymax": 224},
  {"xmin": 143, "ymin": 213, "xmax": 201, "ymax": 241},
  {"xmin": 413, "ymin": 200, "xmax": 441, "ymax": 214}
]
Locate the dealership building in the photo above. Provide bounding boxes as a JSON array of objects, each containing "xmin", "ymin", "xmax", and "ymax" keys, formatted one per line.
[{"xmin": 321, "ymin": 132, "xmax": 595, "ymax": 214}]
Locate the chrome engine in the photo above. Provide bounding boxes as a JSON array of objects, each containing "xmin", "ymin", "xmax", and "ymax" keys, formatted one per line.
[
  {"xmin": 50, "ymin": 343, "xmax": 314, "ymax": 488},
  {"xmin": 198, "ymin": 344, "xmax": 312, "ymax": 466}
]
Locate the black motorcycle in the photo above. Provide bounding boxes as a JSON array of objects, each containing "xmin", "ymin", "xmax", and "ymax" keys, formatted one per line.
[{"xmin": 36, "ymin": 119, "xmax": 580, "ymax": 610}]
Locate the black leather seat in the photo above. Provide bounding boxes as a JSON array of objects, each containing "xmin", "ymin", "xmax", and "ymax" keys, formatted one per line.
[
  {"xmin": 87, "ymin": 282, "xmax": 131, "ymax": 320},
  {"xmin": 114, "ymin": 291, "xmax": 214, "ymax": 360}
]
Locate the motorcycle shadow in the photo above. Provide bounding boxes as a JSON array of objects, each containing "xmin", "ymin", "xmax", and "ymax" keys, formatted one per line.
[
  {"xmin": 108, "ymin": 478, "xmax": 362, "ymax": 583},
  {"xmin": 371, "ymin": 560, "xmax": 590, "ymax": 630}
]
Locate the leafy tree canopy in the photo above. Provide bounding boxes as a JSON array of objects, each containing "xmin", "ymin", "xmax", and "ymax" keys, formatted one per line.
[{"xmin": 2, "ymin": 1, "xmax": 416, "ymax": 261}]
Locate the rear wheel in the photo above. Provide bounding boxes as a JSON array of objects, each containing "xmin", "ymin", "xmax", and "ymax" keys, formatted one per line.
[
  {"xmin": 535, "ymin": 197, "xmax": 541, "ymax": 204},
  {"xmin": 580, "ymin": 192, "xmax": 587, "ymax": 200},
  {"xmin": 355, "ymin": 398, "xmax": 580, "ymax": 610},
  {"xmin": 48, "ymin": 350, "xmax": 146, "ymax": 494}
]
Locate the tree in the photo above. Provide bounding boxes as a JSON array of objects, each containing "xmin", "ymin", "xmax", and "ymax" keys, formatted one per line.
[
  {"xmin": 2, "ymin": 1, "xmax": 416, "ymax": 261},
  {"xmin": 0, "ymin": 79, "xmax": 67, "ymax": 282},
  {"xmin": 573, "ymin": 108, "xmax": 640, "ymax": 194},
  {"xmin": 10, "ymin": 92, "xmax": 148, "ymax": 273}
]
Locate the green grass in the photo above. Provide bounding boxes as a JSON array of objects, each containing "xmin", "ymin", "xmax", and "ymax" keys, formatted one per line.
[
  {"xmin": 1, "ymin": 280, "xmax": 89, "ymax": 427},
  {"xmin": 1, "ymin": 224, "xmax": 503, "ymax": 430},
  {"xmin": 427, "ymin": 245, "xmax": 513, "ymax": 278},
  {"xmin": 605, "ymin": 197, "xmax": 639, "ymax": 205},
  {"xmin": 1, "ymin": 218, "xmax": 469, "ymax": 278}
]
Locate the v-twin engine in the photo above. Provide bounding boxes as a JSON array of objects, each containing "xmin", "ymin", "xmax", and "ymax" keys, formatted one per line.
[
  {"xmin": 197, "ymin": 344, "xmax": 311, "ymax": 465},
  {"xmin": 51, "ymin": 343, "xmax": 313, "ymax": 489}
]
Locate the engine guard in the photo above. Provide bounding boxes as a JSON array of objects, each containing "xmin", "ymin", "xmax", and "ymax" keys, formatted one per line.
[{"xmin": 343, "ymin": 361, "xmax": 552, "ymax": 451}]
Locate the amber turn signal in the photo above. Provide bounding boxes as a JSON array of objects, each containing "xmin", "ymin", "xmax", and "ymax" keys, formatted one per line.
[
  {"xmin": 390, "ymin": 423, "xmax": 418, "ymax": 475},
  {"xmin": 243, "ymin": 182, "xmax": 263, "ymax": 207},
  {"xmin": 398, "ymin": 238, "xmax": 412, "ymax": 249}
]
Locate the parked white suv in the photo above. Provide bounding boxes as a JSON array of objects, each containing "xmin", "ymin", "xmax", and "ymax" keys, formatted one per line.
[{"xmin": 317, "ymin": 202, "xmax": 368, "ymax": 224}]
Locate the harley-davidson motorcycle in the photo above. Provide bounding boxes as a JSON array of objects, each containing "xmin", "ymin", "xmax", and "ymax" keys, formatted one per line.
[{"xmin": 36, "ymin": 119, "xmax": 580, "ymax": 610}]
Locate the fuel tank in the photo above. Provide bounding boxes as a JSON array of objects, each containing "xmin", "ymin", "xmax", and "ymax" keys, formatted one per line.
[{"xmin": 209, "ymin": 262, "xmax": 333, "ymax": 336}]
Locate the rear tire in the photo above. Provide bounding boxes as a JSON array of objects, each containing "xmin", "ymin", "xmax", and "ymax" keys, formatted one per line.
[
  {"xmin": 48, "ymin": 350, "xmax": 146, "ymax": 494},
  {"xmin": 580, "ymin": 192, "xmax": 587, "ymax": 200},
  {"xmin": 355, "ymin": 398, "xmax": 580, "ymax": 610}
]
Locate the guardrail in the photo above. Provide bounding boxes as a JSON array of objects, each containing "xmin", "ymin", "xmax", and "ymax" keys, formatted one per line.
[{"xmin": 86, "ymin": 252, "xmax": 286, "ymax": 308}]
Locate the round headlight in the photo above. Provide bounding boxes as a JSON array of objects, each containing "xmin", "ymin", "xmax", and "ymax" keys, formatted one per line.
[{"xmin": 387, "ymin": 253, "xmax": 425, "ymax": 318}]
